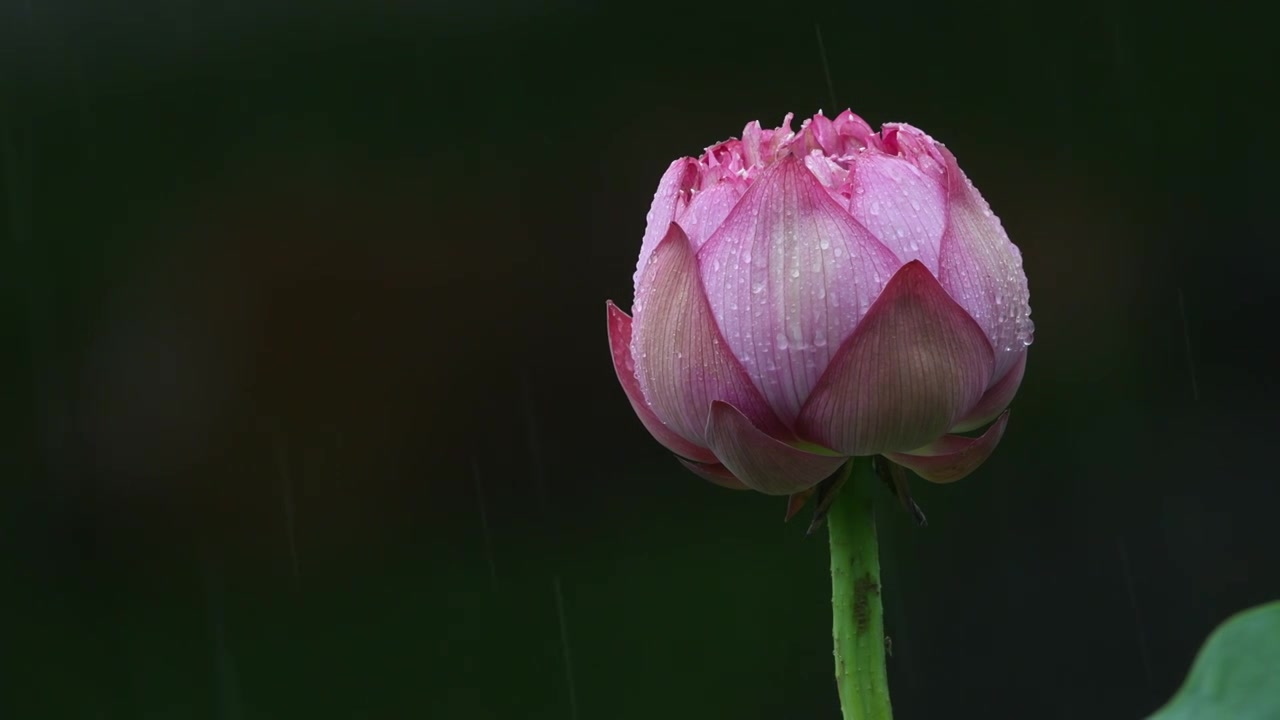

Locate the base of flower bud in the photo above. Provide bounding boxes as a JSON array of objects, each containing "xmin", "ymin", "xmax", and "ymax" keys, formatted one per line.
[{"xmin": 873, "ymin": 456, "xmax": 928, "ymax": 527}]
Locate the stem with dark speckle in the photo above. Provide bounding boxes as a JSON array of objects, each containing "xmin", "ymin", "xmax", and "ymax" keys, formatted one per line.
[{"xmin": 828, "ymin": 458, "xmax": 892, "ymax": 720}]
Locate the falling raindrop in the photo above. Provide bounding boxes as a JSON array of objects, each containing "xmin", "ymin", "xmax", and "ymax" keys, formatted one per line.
[
  {"xmin": 273, "ymin": 436, "xmax": 300, "ymax": 582},
  {"xmin": 472, "ymin": 458, "xmax": 498, "ymax": 590},
  {"xmin": 1177, "ymin": 288, "xmax": 1199, "ymax": 401},
  {"xmin": 553, "ymin": 576, "xmax": 580, "ymax": 720}
]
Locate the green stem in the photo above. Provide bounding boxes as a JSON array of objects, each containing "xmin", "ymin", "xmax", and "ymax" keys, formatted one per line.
[{"xmin": 828, "ymin": 458, "xmax": 892, "ymax": 720}]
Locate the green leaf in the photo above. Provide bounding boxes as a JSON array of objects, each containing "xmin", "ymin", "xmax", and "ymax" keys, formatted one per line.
[{"xmin": 1149, "ymin": 601, "xmax": 1280, "ymax": 719}]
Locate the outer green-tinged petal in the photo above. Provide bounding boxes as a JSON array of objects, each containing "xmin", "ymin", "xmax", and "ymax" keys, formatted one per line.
[
  {"xmin": 952, "ymin": 350, "xmax": 1027, "ymax": 433},
  {"xmin": 886, "ymin": 410, "xmax": 1010, "ymax": 483},
  {"xmin": 704, "ymin": 401, "xmax": 846, "ymax": 496},
  {"xmin": 675, "ymin": 458, "xmax": 749, "ymax": 490},
  {"xmin": 631, "ymin": 223, "xmax": 785, "ymax": 450},
  {"xmin": 606, "ymin": 301, "xmax": 717, "ymax": 464},
  {"xmin": 796, "ymin": 261, "xmax": 994, "ymax": 455}
]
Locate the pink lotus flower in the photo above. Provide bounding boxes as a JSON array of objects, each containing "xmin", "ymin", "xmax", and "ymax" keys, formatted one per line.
[{"xmin": 607, "ymin": 111, "xmax": 1033, "ymax": 495}]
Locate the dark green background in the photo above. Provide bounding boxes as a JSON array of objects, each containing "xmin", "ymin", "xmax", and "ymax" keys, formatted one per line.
[{"xmin": 3, "ymin": 1, "xmax": 1276, "ymax": 718}]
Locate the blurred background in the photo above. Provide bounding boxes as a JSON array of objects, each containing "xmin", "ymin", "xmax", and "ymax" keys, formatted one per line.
[{"xmin": 2, "ymin": 0, "xmax": 1276, "ymax": 718}]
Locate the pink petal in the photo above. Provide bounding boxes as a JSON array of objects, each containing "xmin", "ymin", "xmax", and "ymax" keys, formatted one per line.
[
  {"xmin": 741, "ymin": 113, "xmax": 795, "ymax": 167},
  {"xmin": 802, "ymin": 150, "xmax": 854, "ymax": 209},
  {"xmin": 675, "ymin": 457, "xmax": 749, "ymax": 490},
  {"xmin": 885, "ymin": 410, "xmax": 1010, "ymax": 483},
  {"xmin": 607, "ymin": 302, "xmax": 718, "ymax": 464},
  {"xmin": 634, "ymin": 158, "xmax": 697, "ymax": 290},
  {"xmin": 704, "ymin": 401, "xmax": 847, "ymax": 496},
  {"xmin": 697, "ymin": 156, "xmax": 900, "ymax": 426},
  {"xmin": 795, "ymin": 260, "xmax": 995, "ymax": 456},
  {"xmin": 742, "ymin": 120, "xmax": 765, "ymax": 167},
  {"xmin": 631, "ymin": 223, "xmax": 785, "ymax": 449},
  {"xmin": 879, "ymin": 123, "xmax": 947, "ymax": 181},
  {"xmin": 808, "ymin": 112, "xmax": 840, "ymax": 155},
  {"xmin": 677, "ymin": 181, "xmax": 743, "ymax": 252},
  {"xmin": 952, "ymin": 349, "xmax": 1027, "ymax": 433},
  {"xmin": 849, "ymin": 152, "xmax": 946, "ymax": 273},
  {"xmin": 832, "ymin": 110, "xmax": 877, "ymax": 153},
  {"xmin": 934, "ymin": 141, "xmax": 1035, "ymax": 381}
]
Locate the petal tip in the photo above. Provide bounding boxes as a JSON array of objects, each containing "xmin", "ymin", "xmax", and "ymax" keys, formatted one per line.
[
  {"xmin": 886, "ymin": 410, "xmax": 1011, "ymax": 484},
  {"xmin": 706, "ymin": 401, "xmax": 846, "ymax": 496},
  {"xmin": 676, "ymin": 457, "xmax": 749, "ymax": 490},
  {"xmin": 796, "ymin": 257, "xmax": 995, "ymax": 455},
  {"xmin": 606, "ymin": 295, "xmax": 718, "ymax": 464}
]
